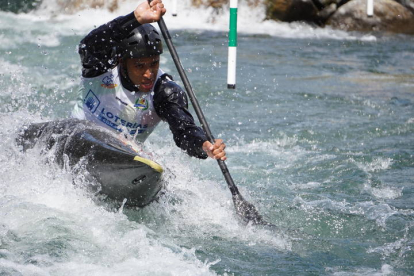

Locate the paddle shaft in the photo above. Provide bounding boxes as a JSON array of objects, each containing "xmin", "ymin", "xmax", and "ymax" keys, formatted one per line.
[
  {"xmin": 142, "ymin": 0, "xmax": 270, "ymax": 226},
  {"xmin": 156, "ymin": 18, "xmax": 240, "ymax": 197}
]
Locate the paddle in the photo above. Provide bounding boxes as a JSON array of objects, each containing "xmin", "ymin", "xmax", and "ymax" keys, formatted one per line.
[{"xmin": 149, "ymin": 1, "xmax": 272, "ymax": 226}]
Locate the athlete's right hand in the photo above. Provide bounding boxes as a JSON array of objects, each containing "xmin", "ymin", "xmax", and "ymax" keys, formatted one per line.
[{"xmin": 134, "ymin": 0, "xmax": 166, "ymax": 24}]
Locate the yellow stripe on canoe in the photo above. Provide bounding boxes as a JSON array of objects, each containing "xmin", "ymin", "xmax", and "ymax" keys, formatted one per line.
[{"xmin": 133, "ymin": 156, "xmax": 164, "ymax": 173}]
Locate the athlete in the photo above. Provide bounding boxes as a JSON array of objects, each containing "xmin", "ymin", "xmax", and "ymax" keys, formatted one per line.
[{"xmin": 72, "ymin": 0, "xmax": 226, "ymax": 160}]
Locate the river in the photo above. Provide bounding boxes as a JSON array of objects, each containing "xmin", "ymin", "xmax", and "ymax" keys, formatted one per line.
[{"xmin": 1, "ymin": 0, "xmax": 413, "ymax": 275}]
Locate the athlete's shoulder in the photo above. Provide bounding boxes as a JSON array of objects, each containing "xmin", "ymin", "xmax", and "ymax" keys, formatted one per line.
[
  {"xmin": 154, "ymin": 73, "xmax": 182, "ymax": 96},
  {"xmin": 153, "ymin": 73, "xmax": 187, "ymax": 106}
]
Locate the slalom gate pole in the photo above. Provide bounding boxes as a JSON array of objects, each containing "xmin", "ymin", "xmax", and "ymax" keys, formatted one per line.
[
  {"xmin": 367, "ymin": 0, "xmax": 374, "ymax": 17},
  {"xmin": 172, "ymin": 0, "xmax": 177, "ymax": 17},
  {"xmin": 227, "ymin": 0, "xmax": 238, "ymax": 89}
]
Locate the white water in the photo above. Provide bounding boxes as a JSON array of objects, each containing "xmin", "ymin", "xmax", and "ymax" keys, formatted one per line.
[
  {"xmin": 2, "ymin": 0, "xmax": 414, "ymax": 275},
  {"xmin": 0, "ymin": 118, "xmax": 289, "ymax": 275},
  {"xmin": 3, "ymin": 0, "xmax": 377, "ymax": 41}
]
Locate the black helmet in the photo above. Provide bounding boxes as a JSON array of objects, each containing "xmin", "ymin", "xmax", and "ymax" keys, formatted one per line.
[{"xmin": 120, "ymin": 24, "xmax": 163, "ymax": 59}]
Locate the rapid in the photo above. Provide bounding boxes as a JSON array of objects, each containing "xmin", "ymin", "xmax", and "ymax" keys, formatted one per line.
[{"xmin": 1, "ymin": 0, "xmax": 413, "ymax": 275}]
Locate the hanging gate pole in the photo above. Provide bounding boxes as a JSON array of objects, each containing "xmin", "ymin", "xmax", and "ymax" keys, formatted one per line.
[{"xmin": 227, "ymin": 0, "xmax": 238, "ymax": 89}]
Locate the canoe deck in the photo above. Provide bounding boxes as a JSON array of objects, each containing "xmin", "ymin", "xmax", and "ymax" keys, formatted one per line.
[{"xmin": 17, "ymin": 119, "xmax": 164, "ymax": 207}]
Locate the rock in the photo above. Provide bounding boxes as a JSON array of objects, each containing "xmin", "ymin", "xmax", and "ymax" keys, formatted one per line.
[
  {"xmin": 394, "ymin": 0, "xmax": 414, "ymax": 14},
  {"xmin": 312, "ymin": 0, "xmax": 327, "ymax": 10},
  {"xmin": 191, "ymin": 0, "xmax": 262, "ymax": 8},
  {"xmin": 317, "ymin": 3, "xmax": 337, "ymax": 23},
  {"xmin": 55, "ymin": 0, "xmax": 118, "ymax": 13},
  {"xmin": 327, "ymin": 0, "xmax": 414, "ymax": 34},
  {"xmin": 265, "ymin": 0, "xmax": 320, "ymax": 23},
  {"xmin": 191, "ymin": 0, "xmax": 227, "ymax": 9}
]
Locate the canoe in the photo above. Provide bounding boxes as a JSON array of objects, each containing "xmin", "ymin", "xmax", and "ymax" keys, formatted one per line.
[{"xmin": 17, "ymin": 119, "xmax": 164, "ymax": 207}]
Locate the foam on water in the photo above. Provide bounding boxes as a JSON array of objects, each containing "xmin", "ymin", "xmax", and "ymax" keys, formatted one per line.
[
  {"xmin": 352, "ymin": 157, "xmax": 404, "ymax": 200},
  {"xmin": 293, "ymin": 191, "xmax": 414, "ymax": 230},
  {"xmin": 368, "ymin": 186, "xmax": 403, "ymax": 200},
  {"xmin": 137, "ymin": 133, "xmax": 291, "ymax": 249},
  {"xmin": 226, "ymin": 136, "xmax": 306, "ymax": 171},
  {"xmin": 1, "ymin": 1, "xmax": 413, "ymax": 274},
  {"xmin": 0, "ymin": 58, "xmax": 27, "ymax": 75},
  {"xmin": 0, "ymin": 113, "xmax": 290, "ymax": 275},
  {"xmin": 355, "ymin": 157, "xmax": 393, "ymax": 173},
  {"xmin": 2, "ymin": 0, "xmax": 378, "ymax": 41},
  {"xmin": 0, "ymin": 118, "xmax": 216, "ymax": 275},
  {"xmin": 328, "ymin": 264, "xmax": 395, "ymax": 276}
]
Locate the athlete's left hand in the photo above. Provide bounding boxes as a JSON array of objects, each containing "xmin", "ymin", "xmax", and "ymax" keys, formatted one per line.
[{"xmin": 203, "ymin": 139, "xmax": 227, "ymax": 161}]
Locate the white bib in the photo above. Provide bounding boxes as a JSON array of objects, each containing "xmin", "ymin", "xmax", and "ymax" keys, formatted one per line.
[{"xmin": 72, "ymin": 66, "xmax": 163, "ymax": 142}]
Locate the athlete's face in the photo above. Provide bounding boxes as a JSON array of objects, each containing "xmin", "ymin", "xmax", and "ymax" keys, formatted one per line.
[{"xmin": 125, "ymin": 56, "xmax": 160, "ymax": 92}]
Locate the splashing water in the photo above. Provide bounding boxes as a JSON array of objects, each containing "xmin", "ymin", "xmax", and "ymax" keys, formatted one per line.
[{"xmin": 1, "ymin": 0, "xmax": 414, "ymax": 275}]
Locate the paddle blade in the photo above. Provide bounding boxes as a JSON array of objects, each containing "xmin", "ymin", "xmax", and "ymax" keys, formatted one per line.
[{"xmin": 232, "ymin": 194, "xmax": 273, "ymax": 226}]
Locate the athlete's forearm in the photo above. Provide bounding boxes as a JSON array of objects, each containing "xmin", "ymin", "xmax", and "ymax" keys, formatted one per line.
[
  {"xmin": 164, "ymin": 105, "xmax": 208, "ymax": 159},
  {"xmin": 153, "ymin": 76, "xmax": 208, "ymax": 159}
]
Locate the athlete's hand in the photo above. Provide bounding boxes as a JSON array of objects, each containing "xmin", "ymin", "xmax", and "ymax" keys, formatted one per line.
[
  {"xmin": 203, "ymin": 139, "xmax": 227, "ymax": 161},
  {"xmin": 134, "ymin": 0, "xmax": 166, "ymax": 24}
]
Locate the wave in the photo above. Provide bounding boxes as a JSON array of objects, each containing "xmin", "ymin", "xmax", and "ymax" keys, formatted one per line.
[
  {"xmin": 0, "ymin": 113, "xmax": 290, "ymax": 275},
  {"xmin": 0, "ymin": 0, "xmax": 377, "ymax": 41},
  {"xmin": 327, "ymin": 264, "xmax": 395, "ymax": 276},
  {"xmin": 0, "ymin": 0, "xmax": 41, "ymax": 13}
]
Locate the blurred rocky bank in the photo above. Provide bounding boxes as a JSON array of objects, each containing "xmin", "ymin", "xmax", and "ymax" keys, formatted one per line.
[
  {"xmin": 264, "ymin": 0, "xmax": 414, "ymax": 34},
  {"xmin": 197, "ymin": 0, "xmax": 414, "ymax": 35},
  {"xmin": 1, "ymin": 0, "xmax": 413, "ymax": 35}
]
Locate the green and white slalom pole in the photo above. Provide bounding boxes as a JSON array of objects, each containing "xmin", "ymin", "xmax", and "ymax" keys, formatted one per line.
[{"xmin": 227, "ymin": 0, "xmax": 238, "ymax": 89}]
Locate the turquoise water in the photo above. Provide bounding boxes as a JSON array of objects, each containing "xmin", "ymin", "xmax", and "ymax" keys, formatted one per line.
[{"xmin": 1, "ymin": 3, "xmax": 414, "ymax": 276}]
